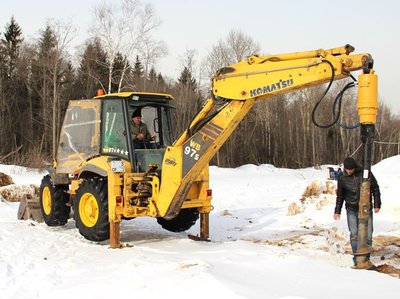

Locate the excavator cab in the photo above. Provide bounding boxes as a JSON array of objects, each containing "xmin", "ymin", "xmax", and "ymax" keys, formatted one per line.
[
  {"xmin": 98, "ymin": 92, "xmax": 175, "ymax": 174},
  {"xmin": 55, "ymin": 92, "xmax": 175, "ymax": 175}
]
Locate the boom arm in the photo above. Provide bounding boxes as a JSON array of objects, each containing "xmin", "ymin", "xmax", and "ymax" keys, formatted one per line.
[
  {"xmin": 212, "ymin": 44, "xmax": 372, "ymax": 101},
  {"xmin": 157, "ymin": 45, "xmax": 377, "ymax": 219}
]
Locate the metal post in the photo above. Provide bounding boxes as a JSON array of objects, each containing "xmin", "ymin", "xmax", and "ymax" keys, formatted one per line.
[
  {"xmin": 355, "ymin": 124, "xmax": 374, "ymax": 269},
  {"xmin": 109, "ymin": 220, "xmax": 121, "ymax": 248},
  {"xmin": 200, "ymin": 212, "xmax": 210, "ymax": 240}
]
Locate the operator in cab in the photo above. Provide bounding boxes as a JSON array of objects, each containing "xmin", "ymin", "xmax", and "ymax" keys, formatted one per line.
[{"xmin": 131, "ymin": 110, "xmax": 156, "ymax": 149}]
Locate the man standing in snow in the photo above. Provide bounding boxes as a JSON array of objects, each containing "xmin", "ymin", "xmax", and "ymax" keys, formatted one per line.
[{"xmin": 333, "ymin": 157, "xmax": 381, "ymax": 266}]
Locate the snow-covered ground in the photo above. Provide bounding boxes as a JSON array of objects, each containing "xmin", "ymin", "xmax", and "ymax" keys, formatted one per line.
[{"xmin": 1, "ymin": 157, "xmax": 399, "ymax": 298}]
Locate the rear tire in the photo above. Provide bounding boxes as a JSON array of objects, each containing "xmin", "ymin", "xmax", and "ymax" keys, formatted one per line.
[
  {"xmin": 74, "ymin": 177, "xmax": 109, "ymax": 242},
  {"xmin": 157, "ymin": 208, "xmax": 199, "ymax": 232},
  {"xmin": 39, "ymin": 175, "xmax": 70, "ymax": 226}
]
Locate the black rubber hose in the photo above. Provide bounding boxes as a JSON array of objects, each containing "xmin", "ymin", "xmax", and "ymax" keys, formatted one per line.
[
  {"xmin": 311, "ymin": 60, "xmax": 337, "ymax": 128},
  {"xmin": 333, "ymin": 81, "xmax": 360, "ymax": 129}
]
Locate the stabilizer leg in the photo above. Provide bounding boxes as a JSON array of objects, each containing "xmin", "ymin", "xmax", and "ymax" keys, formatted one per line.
[
  {"xmin": 109, "ymin": 220, "xmax": 121, "ymax": 248},
  {"xmin": 188, "ymin": 212, "xmax": 210, "ymax": 242}
]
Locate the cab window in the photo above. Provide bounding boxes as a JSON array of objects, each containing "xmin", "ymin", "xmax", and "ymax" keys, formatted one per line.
[{"xmin": 102, "ymin": 99, "xmax": 128, "ymax": 158}]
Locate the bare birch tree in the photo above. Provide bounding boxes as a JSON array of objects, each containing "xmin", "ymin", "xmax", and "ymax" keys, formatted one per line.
[
  {"xmin": 205, "ymin": 30, "xmax": 260, "ymax": 77},
  {"xmin": 172, "ymin": 49, "xmax": 200, "ymax": 137},
  {"xmin": 139, "ymin": 37, "xmax": 167, "ymax": 90},
  {"xmin": 90, "ymin": 0, "xmax": 164, "ymax": 93},
  {"xmin": 205, "ymin": 30, "xmax": 261, "ymax": 166}
]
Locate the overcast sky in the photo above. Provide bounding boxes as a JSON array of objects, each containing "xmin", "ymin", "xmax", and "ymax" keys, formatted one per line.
[{"xmin": 1, "ymin": 0, "xmax": 399, "ymax": 115}]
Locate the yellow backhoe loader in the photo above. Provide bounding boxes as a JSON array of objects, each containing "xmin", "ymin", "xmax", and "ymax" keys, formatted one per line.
[{"xmin": 27, "ymin": 45, "xmax": 377, "ymax": 267}]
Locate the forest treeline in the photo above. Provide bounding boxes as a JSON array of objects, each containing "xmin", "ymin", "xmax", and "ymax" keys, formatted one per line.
[{"xmin": 0, "ymin": 2, "xmax": 399, "ymax": 169}]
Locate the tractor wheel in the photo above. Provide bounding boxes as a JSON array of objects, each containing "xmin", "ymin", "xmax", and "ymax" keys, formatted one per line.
[
  {"xmin": 157, "ymin": 208, "xmax": 199, "ymax": 232},
  {"xmin": 74, "ymin": 177, "xmax": 109, "ymax": 242},
  {"xmin": 39, "ymin": 175, "xmax": 70, "ymax": 226}
]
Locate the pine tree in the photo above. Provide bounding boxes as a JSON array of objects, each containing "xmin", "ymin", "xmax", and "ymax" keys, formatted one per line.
[
  {"xmin": 29, "ymin": 25, "xmax": 58, "ymax": 155},
  {"xmin": 157, "ymin": 73, "xmax": 165, "ymax": 85},
  {"xmin": 156, "ymin": 73, "xmax": 167, "ymax": 92},
  {"xmin": 177, "ymin": 66, "xmax": 197, "ymax": 91},
  {"xmin": 0, "ymin": 17, "xmax": 27, "ymax": 158},
  {"xmin": 112, "ymin": 52, "xmax": 124, "ymax": 93},
  {"xmin": 76, "ymin": 38, "xmax": 108, "ymax": 98},
  {"xmin": 172, "ymin": 65, "xmax": 200, "ymax": 141},
  {"xmin": 112, "ymin": 52, "xmax": 133, "ymax": 92},
  {"xmin": 3, "ymin": 16, "xmax": 23, "ymax": 78},
  {"xmin": 132, "ymin": 55, "xmax": 144, "ymax": 90},
  {"xmin": 60, "ymin": 61, "xmax": 77, "ymax": 105},
  {"xmin": 0, "ymin": 27, "xmax": 6, "ymax": 154},
  {"xmin": 148, "ymin": 67, "xmax": 157, "ymax": 81},
  {"xmin": 0, "ymin": 27, "xmax": 7, "ymax": 157}
]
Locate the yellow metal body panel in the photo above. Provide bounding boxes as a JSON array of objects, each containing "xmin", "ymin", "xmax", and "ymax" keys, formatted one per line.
[
  {"xmin": 71, "ymin": 154, "xmax": 211, "ymax": 221},
  {"xmin": 158, "ymin": 99, "xmax": 254, "ymax": 219},
  {"xmin": 212, "ymin": 52, "xmax": 371, "ymax": 101},
  {"xmin": 107, "ymin": 171, "xmax": 123, "ymax": 222}
]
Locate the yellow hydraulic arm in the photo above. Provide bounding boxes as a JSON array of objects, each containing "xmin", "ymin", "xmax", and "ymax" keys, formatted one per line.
[
  {"xmin": 157, "ymin": 44, "xmax": 378, "ymax": 221},
  {"xmin": 211, "ymin": 44, "xmax": 371, "ymax": 101}
]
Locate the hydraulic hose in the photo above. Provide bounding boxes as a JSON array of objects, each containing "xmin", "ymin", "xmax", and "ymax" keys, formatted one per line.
[
  {"xmin": 311, "ymin": 60, "xmax": 359, "ymax": 130},
  {"xmin": 333, "ymin": 80, "xmax": 360, "ymax": 129},
  {"xmin": 311, "ymin": 60, "xmax": 336, "ymax": 128}
]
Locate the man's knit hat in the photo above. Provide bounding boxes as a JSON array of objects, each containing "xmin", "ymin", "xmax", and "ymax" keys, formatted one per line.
[
  {"xmin": 131, "ymin": 110, "xmax": 142, "ymax": 118},
  {"xmin": 343, "ymin": 157, "xmax": 357, "ymax": 169}
]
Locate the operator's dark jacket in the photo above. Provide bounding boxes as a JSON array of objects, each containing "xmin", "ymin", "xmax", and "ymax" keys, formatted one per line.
[
  {"xmin": 334, "ymin": 167, "xmax": 381, "ymax": 214},
  {"xmin": 131, "ymin": 122, "xmax": 152, "ymax": 142}
]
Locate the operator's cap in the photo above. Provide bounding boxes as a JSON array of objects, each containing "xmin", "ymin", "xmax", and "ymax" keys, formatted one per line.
[
  {"xmin": 343, "ymin": 157, "xmax": 357, "ymax": 169},
  {"xmin": 131, "ymin": 110, "xmax": 142, "ymax": 118}
]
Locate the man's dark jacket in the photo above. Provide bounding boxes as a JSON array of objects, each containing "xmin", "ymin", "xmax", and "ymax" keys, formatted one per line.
[
  {"xmin": 131, "ymin": 121, "xmax": 152, "ymax": 141},
  {"xmin": 334, "ymin": 167, "xmax": 381, "ymax": 214}
]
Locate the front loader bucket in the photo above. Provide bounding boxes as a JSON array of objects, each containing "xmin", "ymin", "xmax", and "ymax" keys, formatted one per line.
[{"xmin": 17, "ymin": 194, "xmax": 43, "ymax": 222}]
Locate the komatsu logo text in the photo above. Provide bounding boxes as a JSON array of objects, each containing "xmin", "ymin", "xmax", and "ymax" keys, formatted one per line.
[{"xmin": 250, "ymin": 79, "xmax": 294, "ymax": 97}]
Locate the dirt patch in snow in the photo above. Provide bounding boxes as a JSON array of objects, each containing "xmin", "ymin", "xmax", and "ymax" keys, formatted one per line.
[
  {"xmin": 248, "ymin": 230, "xmax": 400, "ymax": 278},
  {"xmin": 0, "ymin": 184, "xmax": 40, "ymax": 202},
  {"xmin": 287, "ymin": 180, "xmax": 337, "ymax": 216},
  {"xmin": 0, "ymin": 172, "xmax": 14, "ymax": 187}
]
